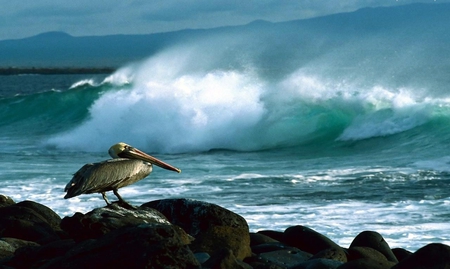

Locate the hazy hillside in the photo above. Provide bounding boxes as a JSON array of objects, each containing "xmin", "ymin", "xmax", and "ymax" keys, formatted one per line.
[{"xmin": 0, "ymin": 3, "xmax": 449, "ymax": 69}]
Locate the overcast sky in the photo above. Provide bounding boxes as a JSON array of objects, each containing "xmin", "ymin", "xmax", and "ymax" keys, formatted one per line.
[{"xmin": 0, "ymin": 0, "xmax": 447, "ymax": 40}]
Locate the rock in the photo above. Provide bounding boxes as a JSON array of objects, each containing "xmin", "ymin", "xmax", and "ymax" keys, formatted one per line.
[
  {"xmin": 391, "ymin": 243, "xmax": 450, "ymax": 269},
  {"xmin": 202, "ymin": 248, "xmax": 252, "ymax": 269},
  {"xmin": 0, "ymin": 195, "xmax": 14, "ymax": 207},
  {"xmin": 257, "ymin": 230, "xmax": 285, "ymax": 242},
  {"xmin": 259, "ymin": 249, "xmax": 312, "ymax": 268},
  {"xmin": 311, "ymin": 247, "xmax": 347, "ymax": 263},
  {"xmin": 40, "ymin": 223, "xmax": 200, "ymax": 269},
  {"xmin": 391, "ymin": 248, "xmax": 412, "ymax": 262},
  {"xmin": 0, "ymin": 202, "xmax": 62, "ymax": 244},
  {"xmin": 349, "ymin": 231, "xmax": 398, "ymax": 263},
  {"xmin": 0, "ymin": 238, "xmax": 40, "ymax": 250},
  {"xmin": 5, "ymin": 239, "xmax": 76, "ymax": 269},
  {"xmin": 251, "ymin": 232, "xmax": 280, "ymax": 246},
  {"xmin": 282, "ymin": 226, "xmax": 341, "ymax": 255},
  {"xmin": 336, "ymin": 258, "xmax": 395, "ymax": 269},
  {"xmin": 60, "ymin": 203, "xmax": 171, "ymax": 241},
  {"xmin": 252, "ymin": 242, "xmax": 298, "ymax": 255},
  {"xmin": 143, "ymin": 198, "xmax": 252, "ymax": 260},
  {"xmin": 347, "ymin": 246, "xmax": 389, "ymax": 262},
  {"xmin": 14, "ymin": 201, "xmax": 62, "ymax": 232},
  {"xmin": 191, "ymin": 225, "xmax": 251, "ymax": 260},
  {"xmin": 142, "ymin": 199, "xmax": 249, "ymax": 235},
  {"xmin": 0, "ymin": 240, "xmax": 15, "ymax": 260},
  {"xmin": 297, "ymin": 258, "xmax": 344, "ymax": 269}
]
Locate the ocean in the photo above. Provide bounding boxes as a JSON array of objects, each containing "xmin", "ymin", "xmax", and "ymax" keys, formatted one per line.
[{"xmin": 2, "ymin": 7, "xmax": 450, "ymax": 251}]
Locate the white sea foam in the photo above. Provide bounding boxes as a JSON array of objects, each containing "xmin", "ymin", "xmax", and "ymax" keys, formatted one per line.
[
  {"xmin": 69, "ymin": 79, "xmax": 97, "ymax": 89},
  {"xmin": 46, "ymin": 40, "xmax": 450, "ymax": 153}
]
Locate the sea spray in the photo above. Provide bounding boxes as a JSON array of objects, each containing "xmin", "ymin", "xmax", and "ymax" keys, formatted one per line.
[{"xmin": 45, "ymin": 50, "xmax": 450, "ymax": 154}]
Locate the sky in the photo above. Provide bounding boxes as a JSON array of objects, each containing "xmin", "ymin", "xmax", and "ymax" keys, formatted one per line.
[{"xmin": 0, "ymin": 0, "xmax": 447, "ymax": 40}]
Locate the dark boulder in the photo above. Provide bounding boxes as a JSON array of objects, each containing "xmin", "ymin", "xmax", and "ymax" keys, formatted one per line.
[
  {"xmin": 202, "ymin": 248, "xmax": 252, "ymax": 269},
  {"xmin": 311, "ymin": 247, "xmax": 347, "ymax": 263},
  {"xmin": 258, "ymin": 249, "xmax": 312, "ymax": 268},
  {"xmin": 257, "ymin": 230, "xmax": 285, "ymax": 242},
  {"xmin": 391, "ymin": 248, "xmax": 412, "ymax": 262},
  {"xmin": 282, "ymin": 226, "xmax": 341, "ymax": 255},
  {"xmin": 5, "ymin": 239, "xmax": 76, "ymax": 269},
  {"xmin": 60, "ymin": 203, "xmax": 173, "ymax": 241},
  {"xmin": 252, "ymin": 242, "xmax": 298, "ymax": 255},
  {"xmin": 0, "ymin": 201, "xmax": 62, "ymax": 244},
  {"xmin": 347, "ymin": 246, "xmax": 389, "ymax": 262},
  {"xmin": 391, "ymin": 243, "xmax": 450, "ymax": 269},
  {"xmin": 250, "ymin": 232, "xmax": 280, "ymax": 246},
  {"xmin": 143, "ymin": 198, "xmax": 252, "ymax": 260},
  {"xmin": 0, "ymin": 237, "xmax": 41, "ymax": 262},
  {"xmin": 336, "ymin": 258, "xmax": 395, "ymax": 269},
  {"xmin": 142, "ymin": 199, "xmax": 249, "ymax": 235},
  {"xmin": 349, "ymin": 231, "xmax": 398, "ymax": 263},
  {"xmin": 297, "ymin": 258, "xmax": 344, "ymax": 269},
  {"xmin": 0, "ymin": 195, "xmax": 15, "ymax": 207},
  {"xmin": 40, "ymin": 223, "xmax": 200, "ymax": 269}
]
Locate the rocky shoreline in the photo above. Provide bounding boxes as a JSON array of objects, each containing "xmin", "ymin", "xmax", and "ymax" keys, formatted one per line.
[{"xmin": 0, "ymin": 195, "xmax": 448, "ymax": 269}]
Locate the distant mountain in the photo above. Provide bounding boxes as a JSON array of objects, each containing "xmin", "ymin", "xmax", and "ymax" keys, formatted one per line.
[{"xmin": 0, "ymin": 3, "xmax": 449, "ymax": 68}]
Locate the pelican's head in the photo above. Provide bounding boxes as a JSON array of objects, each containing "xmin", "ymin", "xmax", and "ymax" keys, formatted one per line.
[{"xmin": 109, "ymin": 142, "xmax": 181, "ymax": 173}]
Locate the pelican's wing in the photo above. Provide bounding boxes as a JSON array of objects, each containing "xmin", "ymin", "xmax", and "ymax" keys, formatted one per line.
[{"xmin": 64, "ymin": 159, "xmax": 152, "ymax": 198}]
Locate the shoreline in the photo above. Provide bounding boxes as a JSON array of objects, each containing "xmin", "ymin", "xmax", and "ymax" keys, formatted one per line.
[
  {"xmin": 0, "ymin": 67, "xmax": 116, "ymax": 75},
  {"xmin": 0, "ymin": 196, "xmax": 449, "ymax": 268}
]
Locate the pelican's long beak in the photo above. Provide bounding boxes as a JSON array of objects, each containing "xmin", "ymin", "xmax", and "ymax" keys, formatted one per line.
[{"xmin": 123, "ymin": 147, "xmax": 181, "ymax": 173}]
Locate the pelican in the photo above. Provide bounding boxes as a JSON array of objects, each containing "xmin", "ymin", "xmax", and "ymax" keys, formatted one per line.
[{"xmin": 64, "ymin": 142, "xmax": 181, "ymax": 205}]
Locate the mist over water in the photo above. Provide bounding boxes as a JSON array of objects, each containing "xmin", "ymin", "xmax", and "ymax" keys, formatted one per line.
[{"xmin": 45, "ymin": 22, "xmax": 450, "ymax": 155}]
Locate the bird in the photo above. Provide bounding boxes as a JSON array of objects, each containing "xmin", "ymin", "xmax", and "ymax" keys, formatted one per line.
[{"xmin": 64, "ymin": 142, "xmax": 181, "ymax": 205}]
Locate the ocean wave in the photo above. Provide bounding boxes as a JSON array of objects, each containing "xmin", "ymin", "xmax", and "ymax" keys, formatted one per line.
[{"xmin": 44, "ymin": 49, "xmax": 450, "ymax": 154}]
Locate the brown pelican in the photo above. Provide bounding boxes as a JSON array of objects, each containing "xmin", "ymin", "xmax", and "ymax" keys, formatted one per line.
[{"xmin": 64, "ymin": 142, "xmax": 181, "ymax": 205}]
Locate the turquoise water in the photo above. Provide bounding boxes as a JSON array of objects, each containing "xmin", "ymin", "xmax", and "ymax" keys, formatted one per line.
[
  {"xmin": 2, "ymin": 14, "xmax": 450, "ymax": 250},
  {"xmin": 1, "ymin": 69, "xmax": 449, "ymax": 251}
]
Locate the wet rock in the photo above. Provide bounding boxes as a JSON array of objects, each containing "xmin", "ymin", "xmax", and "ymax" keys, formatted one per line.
[
  {"xmin": 257, "ymin": 230, "xmax": 285, "ymax": 242},
  {"xmin": 5, "ymin": 239, "xmax": 76, "ymax": 269},
  {"xmin": 252, "ymin": 242, "xmax": 297, "ymax": 255},
  {"xmin": 0, "ymin": 202, "xmax": 62, "ymax": 244},
  {"xmin": 347, "ymin": 246, "xmax": 389, "ymax": 262},
  {"xmin": 0, "ymin": 240, "xmax": 15, "ymax": 260},
  {"xmin": 297, "ymin": 258, "xmax": 344, "ymax": 269},
  {"xmin": 143, "ymin": 198, "xmax": 252, "ymax": 260},
  {"xmin": 142, "ymin": 199, "xmax": 249, "ymax": 234},
  {"xmin": 336, "ymin": 258, "xmax": 395, "ymax": 269},
  {"xmin": 14, "ymin": 201, "xmax": 62, "ymax": 232},
  {"xmin": 0, "ymin": 237, "xmax": 40, "ymax": 251},
  {"xmin": 0, "ymin": 195, "xmax": 15, "ymax": 207},
  {"xmin": 311, "ymin": 247, "xmax": 347, "ymax": 263},
  {"xmin": 191, "ymin": 225, "xmax": 251, "ymax": 260},
  {"xmin": 391, "ymin": 248, "xmax": 412, "ymax": 262},
  {"xmin": 259, "ymin": 249, "xmax": 312, "ymax": 268},
  {"xmin": 41, "ymin": 223, "xmax": 200, "ymax": 269},
  {"xmin": 60, "ymin": 203, "xmax": 171, "ymax": 241},
  {"xmin": 391, "ymin": 243, "xmax": 450, "ymax": 269},
  {"xmin": 202, "ymin": 248, "xmax": 252, "ymax": 269},
  {"xmin": 282, "ymin": 226, "xmax": 341, "ymax": 255},
  {"xmin": 349, "ymin": 231, "xmax": 398, "ymax": 263},
  {"xmin": 251, "ymin": 232, "xmax": 280, "ymax": 246}
]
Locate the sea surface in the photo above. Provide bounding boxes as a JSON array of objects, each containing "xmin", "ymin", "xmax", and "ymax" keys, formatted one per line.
[{"xmin": 2, "ymin": 15, "xmax": 450, "ymax": 251}]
